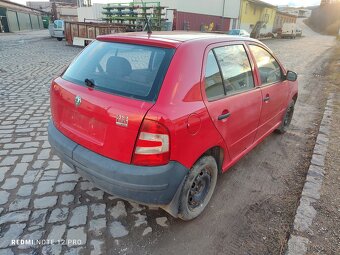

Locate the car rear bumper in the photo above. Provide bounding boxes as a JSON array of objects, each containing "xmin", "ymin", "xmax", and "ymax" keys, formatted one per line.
[
  {"xmin": 53, "ymin": 30, "xmax": 64, "ymax": 38},
  {"xmin": 48, "ymin": 120, "xmax": 188, "ymax": 208}
]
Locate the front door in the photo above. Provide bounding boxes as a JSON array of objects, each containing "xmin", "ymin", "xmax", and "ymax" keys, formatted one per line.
[
  {"xmin": 203, "ymin": 43, "xmax": 262, "ymax": 160},
  {"xmin": 248, "ymin": 44, "xmax": 290, "ymax": 140}
]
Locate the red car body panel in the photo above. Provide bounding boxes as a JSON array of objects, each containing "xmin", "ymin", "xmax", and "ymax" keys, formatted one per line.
[
  {"xmin": 144, "ymin": 40, "xmax": 228, "ymax": 169},
  {"xmin": 201, "ymin": 41, "xmax": 261, "ymax": 161},
  {"xmin": 50, "ymin": 77, "xmax": 154, "ymax": 164},
  {"xmin": 50, "ymin": 31, "xmax": 298, "ymax": 173}
]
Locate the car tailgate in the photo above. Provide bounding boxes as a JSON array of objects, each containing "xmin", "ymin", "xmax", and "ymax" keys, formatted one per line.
[{"xmin": 50, "ymin": 77, "xmax": 154, "ymax": 164}]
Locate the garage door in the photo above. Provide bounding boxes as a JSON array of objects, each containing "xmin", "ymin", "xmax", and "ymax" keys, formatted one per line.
[
  {"xmin": 30, "ymin": 14, "xmax": 39, "ymax": 29},
  {"xmin": 6, "ymin": 10, "xmax": 19, "ymax": 32},
  {"xmin": 17, "ymin": 12, "xmax": 31, "ymax": 30}
]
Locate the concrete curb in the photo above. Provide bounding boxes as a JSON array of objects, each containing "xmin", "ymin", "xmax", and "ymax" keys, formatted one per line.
[{"xmin": 286, "ymin": 93, "xmax": 334, "ymax": 255}]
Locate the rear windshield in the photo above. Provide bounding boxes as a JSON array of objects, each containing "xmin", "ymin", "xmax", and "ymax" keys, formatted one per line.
[
  {"xmin": 54, "ymin": 20, "xmax": 63, "ymax": 29},
  {"xmin": 62, "ymin": 40, "xmax": 175, "ymax": 101}
]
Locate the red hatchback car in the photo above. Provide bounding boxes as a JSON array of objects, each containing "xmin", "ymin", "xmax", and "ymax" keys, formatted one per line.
[{"xmin": 48, "ymin": 32, "xmax": 298, "ymax": 220}]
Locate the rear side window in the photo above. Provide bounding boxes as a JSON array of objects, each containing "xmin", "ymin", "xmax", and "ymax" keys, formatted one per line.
[
  {"xmin": 62, "ymin": 40, "xmax": 174, "ymax": 101},
  {"xmin": 204, "ymin": 51, "xmax": 224, "ymax": 100},
  {"xmin": 214, "ymin": 45, "xmax": 254, "ymax": 96},
  {"xmin": 249, "ymin": 45, "xmax": 282, "ymax": 85}
]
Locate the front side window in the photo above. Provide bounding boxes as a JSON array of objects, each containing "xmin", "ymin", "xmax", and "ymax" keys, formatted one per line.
[
  {"xmin": 62, "ymin": 40, "xmax": 174, "ymax": 101},
  {"xmin": 214, "ymin": 45, "xmax": 254, "ymax": 96},
  {"xmin": 249, "ymin": 45, "xmax": 282, "ymax": 85}
]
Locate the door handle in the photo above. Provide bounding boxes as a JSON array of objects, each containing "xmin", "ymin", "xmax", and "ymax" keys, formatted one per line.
[
  {"xmin": 218, "ymin": 112, "xmax": 231, "ymax": 120},
  {"xmin": 263, "ymin": 96, "xmax": 270, "ymax": 102}
]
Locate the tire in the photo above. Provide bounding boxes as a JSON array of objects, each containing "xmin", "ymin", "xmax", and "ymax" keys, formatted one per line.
[
  {"xmin": 178, "ymin": 155, "xmax": 218, "ymax": 221},
  {"xmin": 276, "ymin": 101, "xmax": 295, "ymax": 134},
  {"xmin": 57, "ymin": 37, "xmax": 62, "ymax": 41}
]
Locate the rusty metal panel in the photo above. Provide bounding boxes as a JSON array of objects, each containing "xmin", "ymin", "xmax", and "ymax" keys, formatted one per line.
[{"xmin": 64, "ymin": 21, "xmax": 127, "ymax": 46}]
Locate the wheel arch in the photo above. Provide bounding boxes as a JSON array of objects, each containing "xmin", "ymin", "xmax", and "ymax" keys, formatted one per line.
[
  {"xmin": 201, "ymin": 146, "xmax": 224, "ymax": 174},
  {"xmin": 292, "ymin": 93, "xmax": 298, "ymax": 103}
]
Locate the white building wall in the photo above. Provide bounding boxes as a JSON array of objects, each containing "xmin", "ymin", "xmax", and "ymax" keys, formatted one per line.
[
  {"xmin": 133, "ymin": 0, "xmax": 240, "ymax": 18},
  {"xmin": 133, "ymin": 0, "xmax": 240, "ymax": 30},
  {"xmin": 77, "ymin": 4, "xmax": 105, "ymax": 21},
  {"xmin": 60, "ymin": 7, "xmax": 77, "ymax": 16}
]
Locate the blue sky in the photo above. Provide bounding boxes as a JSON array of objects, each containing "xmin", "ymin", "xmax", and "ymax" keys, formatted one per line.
[{"xmin": 262, "ymin": 0, "xmax": 321, "ymax": 6}]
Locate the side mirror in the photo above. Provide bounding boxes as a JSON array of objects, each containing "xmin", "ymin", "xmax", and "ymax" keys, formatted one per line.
[{"xmin": 286, "ymin": 70, "xmax": 297, "ymax": 81}]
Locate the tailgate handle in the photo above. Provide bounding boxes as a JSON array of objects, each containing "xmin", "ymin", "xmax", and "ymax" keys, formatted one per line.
[{"xmin": 218, "ymin": 112, "xmax": 231, "ymax": 120}]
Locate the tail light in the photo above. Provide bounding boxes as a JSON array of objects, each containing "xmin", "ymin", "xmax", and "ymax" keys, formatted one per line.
[{"xmin": 132, "ymin": 119, "xmax": 170, "ymax": 166}]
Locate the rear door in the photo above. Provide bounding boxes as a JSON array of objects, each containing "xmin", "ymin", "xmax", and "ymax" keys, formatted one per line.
[
  {"xmin": 51, "ymin": 40, "xmax": 174, "ymax": 164},
  {"xmin": 53, "ymin": 20, "xmax": 64, "ymax": 37},
  {"xmin": 203, "ymin": 42, "xmax": 262, "ymax": 160},
  {"xmin": 247, "ymin": 44, "xmax": 290, "ymax": 140}
]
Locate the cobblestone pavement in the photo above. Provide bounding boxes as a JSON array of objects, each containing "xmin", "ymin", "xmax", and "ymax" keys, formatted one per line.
[
  {"xmin": 0, "ymin": 27, "xmax": 337, "ymax": 255},
  {"xmin": 0, "ymin": 31, "xmax": 172, "ymax": 255}
]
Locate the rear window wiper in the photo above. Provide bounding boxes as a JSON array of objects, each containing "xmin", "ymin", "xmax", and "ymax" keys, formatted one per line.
[{"xmin": 85, "ymin": 78, "xmax": 95, "ymax": 88}]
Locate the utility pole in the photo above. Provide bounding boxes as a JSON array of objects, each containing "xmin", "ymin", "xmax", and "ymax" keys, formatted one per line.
[
  {"xmin": 238, "ymin": 0, "xmax": 243, "ymax": 29},
  {"xmin": 221, "ymin": 0, "xmax": 226, "ymax": 31}
]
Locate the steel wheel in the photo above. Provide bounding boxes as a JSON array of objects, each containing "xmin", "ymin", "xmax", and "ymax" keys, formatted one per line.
[
  {"xmin": 178, "ymin": 155, "xmax": 218, "ymax": 221},
  {"xmin": 284, "ymin": 104, "xmax": 294, "ymax": 127},
  {"xmin": 276, "ymin": 101, "xmax": 295, "ymax": 134},
  {"xmin": 188, "ymin": 168, "xmax": 211, "ymax": 210}
]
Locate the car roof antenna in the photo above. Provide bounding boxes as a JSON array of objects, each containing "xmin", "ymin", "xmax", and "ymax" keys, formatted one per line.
[{"xmin": 140, "ymin": 0, "xmax": 152, "ymax": 35}]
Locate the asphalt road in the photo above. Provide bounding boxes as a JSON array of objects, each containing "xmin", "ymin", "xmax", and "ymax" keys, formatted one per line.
[{"xmin": 0, "ymin": 20, "xmax": 336, "ymax": 255}]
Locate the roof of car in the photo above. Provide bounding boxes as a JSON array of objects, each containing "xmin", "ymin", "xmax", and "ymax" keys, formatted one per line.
[{"xmin": 97, "ymin": 31, "xmax": 258, "ymax": 48}]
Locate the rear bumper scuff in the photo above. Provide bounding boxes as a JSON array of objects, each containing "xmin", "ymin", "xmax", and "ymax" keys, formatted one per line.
[{"xmin": 48, "ymin": 120, "xmax": 188, "ymax": 208}]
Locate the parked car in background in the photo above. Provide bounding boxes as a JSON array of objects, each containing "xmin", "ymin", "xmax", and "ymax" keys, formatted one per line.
[
  {"xmin": 48, "ymin": 32, "xmax": 298, "ymax": 220},
  {"xmin": 49, "ymin": 20, "xmax": 65, "ymax": 41},
  {"xmin": 280, "ymin": 23, "xmax": 297, "ymax": 39},
  {"xmin": 227, "ymin": 29, "xmax": 250, "ymax": 37},
  {"xmin": 296, "ymin": 28, "xmax": 303, "ymax": 37}
]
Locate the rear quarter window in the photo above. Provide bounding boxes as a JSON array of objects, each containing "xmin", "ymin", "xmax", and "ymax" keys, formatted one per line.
[{"xmin": 62, "ymin": 40, "xmax": 174, "ymax": 102}]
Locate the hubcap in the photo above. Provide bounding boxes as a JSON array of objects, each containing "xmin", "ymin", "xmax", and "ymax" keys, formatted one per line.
[{"xmin": 188, "ymin": 169, "xmax": 211, "ymax": 210}]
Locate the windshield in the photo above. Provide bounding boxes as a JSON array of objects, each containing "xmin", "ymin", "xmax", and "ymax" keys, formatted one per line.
[{"xmin": 62, "ymin": 40, "xmax": 175, "ymax": 101}]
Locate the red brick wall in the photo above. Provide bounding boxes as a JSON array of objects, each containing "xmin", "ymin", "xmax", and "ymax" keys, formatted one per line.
[{"xmin": 174, "ymin": 11, "xmax": 231, "ymax": 32}]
